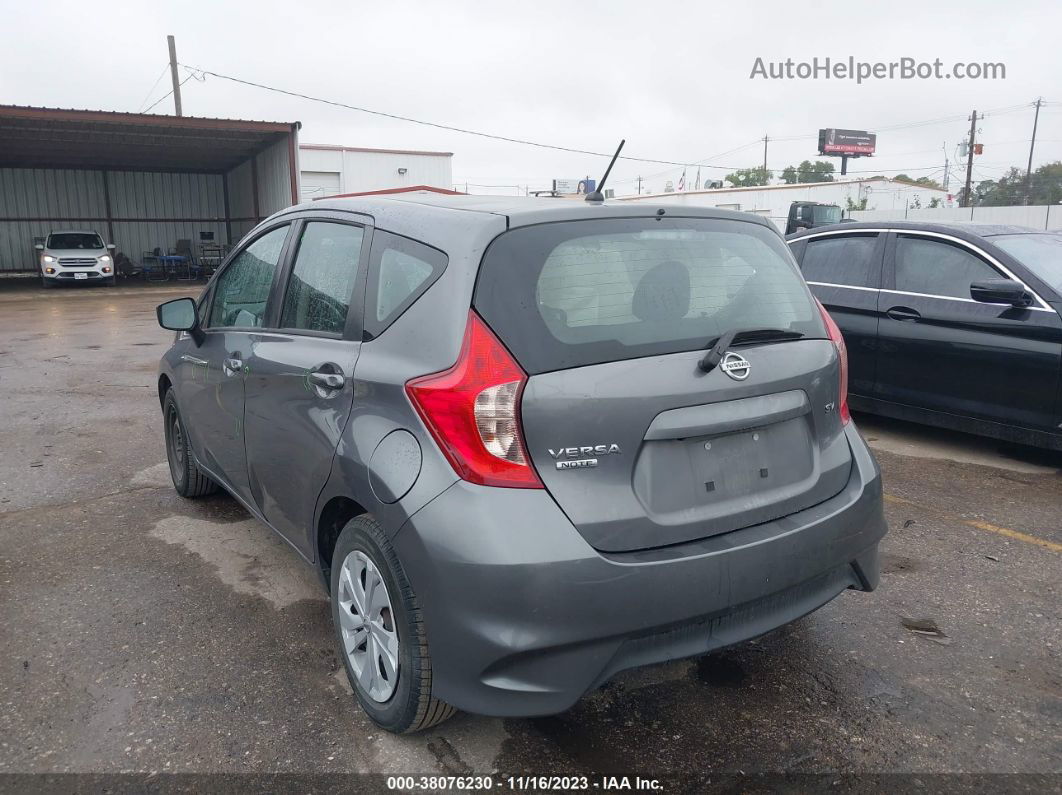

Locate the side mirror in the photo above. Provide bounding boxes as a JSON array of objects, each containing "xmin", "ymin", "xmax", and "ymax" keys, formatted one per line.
[
  {"xmin": 34, "ymin": 243, "xmax": 44, "ymax": 251},
  {"xmin": 157, "ymin": 297, "xmax": 204, "ymax": 344},
  {"xmin": 106, "ymin": 243, "xmax": 116, "ymax": 251},
  {"xmin": 970, "ymin": 279, "xmax": 1033, "ymax": 308}
]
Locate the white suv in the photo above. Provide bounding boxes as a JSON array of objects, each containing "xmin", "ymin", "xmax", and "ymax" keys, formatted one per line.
[{"xmin": 36, "ymin": 230, "xmax": 117, "ymax": 287}]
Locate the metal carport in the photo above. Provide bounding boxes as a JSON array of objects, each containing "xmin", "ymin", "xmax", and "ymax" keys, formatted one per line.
[{"xmin": 0, "ymin": 105, "xmax": 301, "ymax": 273}]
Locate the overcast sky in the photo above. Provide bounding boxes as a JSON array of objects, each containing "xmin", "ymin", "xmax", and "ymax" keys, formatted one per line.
[{"xmin": 3, "ymin": 0, "xmax": 1061, "ymax": 197}]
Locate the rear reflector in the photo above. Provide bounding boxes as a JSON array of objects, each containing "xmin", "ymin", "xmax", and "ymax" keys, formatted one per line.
[
  {"xmin": 406, "ymin": 311, "xmax": 543, "ymax": 488},
  {"xmin": 816, "ymin": 299, "xmax": 851, "ymax": 425}
]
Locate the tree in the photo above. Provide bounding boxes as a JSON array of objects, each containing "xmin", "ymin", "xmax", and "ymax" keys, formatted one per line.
[
  {"xmin": 974, "ymin": 163, "xmax": 1062, "ymax": 206},
  {"xmin": 844, "ymin": 196, "xmax": 869, "ymax": 212},
  {"xmin": 724, "ymin": 166, "xmax": 773, "ymax": 187},
  {"xmin": 895, "ymin": 174, "xmax": 944, "ymax": 190},
  {"xmin": 781, "ymin": 160, "xmax": 835, "ymax": 184},
  {"xmin": 928, "ymin": 197, "xmax": 943, "ymax": 208}
]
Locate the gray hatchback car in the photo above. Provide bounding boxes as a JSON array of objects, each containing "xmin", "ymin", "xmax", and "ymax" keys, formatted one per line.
[{"xmin": 156, "ymin": 194, "xmax": 886, "ymax": 733}]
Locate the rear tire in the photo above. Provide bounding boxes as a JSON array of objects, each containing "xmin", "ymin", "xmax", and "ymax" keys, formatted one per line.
[
  {"xmin": 330, "ymin": 515, "xmax": 455, "ymax": 734},
  {"xmin": 163, "ymin": 390, "xmax": 219, "ymax": 498}
]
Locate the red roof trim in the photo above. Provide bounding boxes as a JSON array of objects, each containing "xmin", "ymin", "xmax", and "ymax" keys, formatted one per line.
[
  {"xmin": 314, "ymin": 185, "xmax": 462, "ymax": 200},
  {"xmin": 300, "ymin": 143, "xmax": 453, "ymax": 157}
]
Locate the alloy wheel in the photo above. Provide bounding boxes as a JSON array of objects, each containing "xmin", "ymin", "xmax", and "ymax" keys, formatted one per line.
[{"xmin": 337, "ymin": 551, "xmax": 399, "ymax": 702}]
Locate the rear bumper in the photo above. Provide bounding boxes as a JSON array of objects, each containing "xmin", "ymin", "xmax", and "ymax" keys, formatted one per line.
[{"xmin": 393, "ymin": 422, "xmax": 886, "ymax": 717}]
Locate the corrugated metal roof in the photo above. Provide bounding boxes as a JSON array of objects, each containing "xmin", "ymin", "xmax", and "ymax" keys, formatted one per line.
[
  {"xmin": 0, "ymin": 105, "xmax": 297, "ymax": 130},
  {"xmin": 0, "ymin": 105, "xmax": 299, "ymax": 172}
]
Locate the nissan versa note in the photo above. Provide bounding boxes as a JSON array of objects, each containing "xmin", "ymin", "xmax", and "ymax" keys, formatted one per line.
[{"xmin": 156, "ymin": 195, "xmax": 886, "ymax": 733}]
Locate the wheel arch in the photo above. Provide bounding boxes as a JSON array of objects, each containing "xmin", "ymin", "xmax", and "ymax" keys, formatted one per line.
[
  {"xmin": 316, "ymin": 495, "xmax": 369, "ymax": 590},
  {"xmin": 158, "ymin": 373, "xmax": 172, "ymax": 408}
]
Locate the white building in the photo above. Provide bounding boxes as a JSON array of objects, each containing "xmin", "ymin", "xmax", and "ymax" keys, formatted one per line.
[
  {"xmin": 299, "ymin": 143, "xmax": 453, "ymax": 201},
  {"xmin": 618, "ymin": 177, "xmax": 951, "ymax": 232}
]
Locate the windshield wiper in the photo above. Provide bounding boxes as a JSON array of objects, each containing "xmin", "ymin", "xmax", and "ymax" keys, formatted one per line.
[{"xmin": 698, "ymin": 328, "xmax": 805, "ymax": 373}]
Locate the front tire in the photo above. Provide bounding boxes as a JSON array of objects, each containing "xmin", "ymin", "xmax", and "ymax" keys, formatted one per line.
[
  {"xmin": 41, "ymin": 275, "xmax": 55, "ymax": 289},
  {"xmin": 330, "ymin": 515, "xmax": 455, "ymax": 734},
  {"xmin": 163, "ymin": 390, "xmax": 219, "ymax": 498}
]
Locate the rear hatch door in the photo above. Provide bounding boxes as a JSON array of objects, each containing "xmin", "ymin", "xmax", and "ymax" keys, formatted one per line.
[{"xmin": 474, "ymin": 215, "xmax": 852, "ymax": 553}]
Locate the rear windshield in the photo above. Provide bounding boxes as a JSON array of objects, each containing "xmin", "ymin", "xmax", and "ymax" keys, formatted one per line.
[
  {"xmin": 814, "ymin": 205, "xmax": 842, "ymax": 224},
  {"xmin": 991, "ymin": 233, "xmax": 1062, "ymax": 293},
  {"xmin": 475, "ymin": 217, "xmax": 824, "ymax": 374},
  {"xmin": 47, "ymin": 233, "xmax": 103, "ymax": 250}
]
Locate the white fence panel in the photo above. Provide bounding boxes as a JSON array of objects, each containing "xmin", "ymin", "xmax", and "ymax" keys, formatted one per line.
[{"xmin": 849, "ymin": 205, "xmax": 1060, "ymax": 230}]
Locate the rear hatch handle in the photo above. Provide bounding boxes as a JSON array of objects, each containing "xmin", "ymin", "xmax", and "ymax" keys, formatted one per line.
[{"xmin": 698, "ymin": 328, "xmax": 806, "ymax": 373}]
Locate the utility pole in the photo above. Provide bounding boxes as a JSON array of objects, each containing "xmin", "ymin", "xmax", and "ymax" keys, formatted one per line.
[
  {"xmin": 762, "ymin": 134, "xmax": 769, "ymax": 174},
  {"xmin": 942, "ymin": 143, "xmax": 950, "ymax": 193},
  {"xmin": 1024, "ymin": 97, "xmax": 1043, "ymax": 205},
  {"xmin": 167, "ymin": 35, "xmax": 183, "ymax": 117},
  {"xmin": 636, "ymin": 176, "xmax": 643, "ymax": 195},
  {"xmin": 962, "ymin": 110, "xmax": 977, "ymax": 208}
]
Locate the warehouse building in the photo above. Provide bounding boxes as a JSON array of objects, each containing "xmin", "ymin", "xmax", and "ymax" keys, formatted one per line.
[
  {"xmin": 0, "ymin": 105, "xmax": 300, "ymax": 273},
  {"xmin": 618, "ymin": 177, "xmax": 951, "ymax": 232},
  {"xmin": 299, "ymin": 143, "xmax": 453, "ymax": 201}
]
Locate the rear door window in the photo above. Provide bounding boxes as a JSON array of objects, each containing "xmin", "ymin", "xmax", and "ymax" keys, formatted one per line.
[
  {"xmin": 801, "ymin": 233, "xmax": 880, "ymax": 287},
  {"xmin": 279, "ymin": 221, "xmax": 365, "ymax": 335},
  {"xmin": 475, "ymin": 217, "xmax": 824, "ymax": 374},
  {"xmin": 893, "ymin": 235, "xmax": 1000, "ymax": 299}
]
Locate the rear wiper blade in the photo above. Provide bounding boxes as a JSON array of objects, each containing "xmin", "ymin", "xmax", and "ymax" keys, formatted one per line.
[{"xmin": 698, "ymin": 328, "xmax": 804, "ymax": 373}]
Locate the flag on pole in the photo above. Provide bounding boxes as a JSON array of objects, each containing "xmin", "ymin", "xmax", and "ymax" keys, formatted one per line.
[
  {"xmin": 678, "ymin": 168, "xmax": 686, "ymax": 191},
  {"xmin": 695, "ymin": 167, "xmax": 702, "ymax": 191}
]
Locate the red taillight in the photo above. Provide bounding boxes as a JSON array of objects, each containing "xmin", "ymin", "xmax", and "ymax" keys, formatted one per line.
[
  {"xmin": 406, "ymin": 311, "xmax": 543, "ymax": 488},
  {"xmin": 816, "ymin": 299, "xmax": 851, "ymax": 425}
]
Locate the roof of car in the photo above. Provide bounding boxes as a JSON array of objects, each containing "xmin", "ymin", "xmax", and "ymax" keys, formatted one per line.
[
  {"xmin": 48, "ymin": 229, "xmax": 102, "ymax": 235},
  {"xmin": 281, "ymin": 192, "xmax": 776, "ymax": 231},
  {"xmin": 787, "ymin": 220, "xmax": 1050, "ymax": 240}
]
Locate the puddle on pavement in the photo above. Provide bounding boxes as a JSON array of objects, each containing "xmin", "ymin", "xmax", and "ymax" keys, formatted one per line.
[{"xmin": 150, "ymin": 515, "xmax": 324, "ymax": 608}]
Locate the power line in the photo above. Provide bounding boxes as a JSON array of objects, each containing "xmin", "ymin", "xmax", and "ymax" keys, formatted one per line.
[
  {"xmin": 180, "ymin": 63, "xmax": 751, "ymax": 171},
  {"xmin": 178, "ymin": 62, "xmax": 1046, "ymax": 177},
  {"xmin": 142, "ymin": 70, "xmax": 198, "ymax": 114},
  {"xmin": 135, "ymin": 64, "xmax": 171, "ymax": 113}
]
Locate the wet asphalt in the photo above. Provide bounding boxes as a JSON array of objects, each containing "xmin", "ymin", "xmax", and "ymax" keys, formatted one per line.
[{"xmin": 0, "ymin": 280, "xmax": 1059, "ymax": 782}]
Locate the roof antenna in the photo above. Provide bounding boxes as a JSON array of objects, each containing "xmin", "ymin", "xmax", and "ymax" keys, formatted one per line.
[{"xmin": 584, "ymin": 139, "xmax": 625, "ymax": 203}]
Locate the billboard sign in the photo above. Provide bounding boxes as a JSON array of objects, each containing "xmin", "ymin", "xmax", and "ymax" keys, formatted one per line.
[
  {"xmin": 553, "ymin": 178, "xmax": 596, "ymax": 195},
  {"xmin": 818, "ymin": 128, "xmax": 876, "ymax": 155}
]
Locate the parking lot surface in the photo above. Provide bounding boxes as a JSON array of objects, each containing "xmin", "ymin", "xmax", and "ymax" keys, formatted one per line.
[{"xmin": 0, "ymin": 282, "xmax": 1059, "ymax": 781}]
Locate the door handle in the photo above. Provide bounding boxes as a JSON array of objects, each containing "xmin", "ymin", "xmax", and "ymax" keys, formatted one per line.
[
  {"xmin": 308, "ymin": 371, "xmax": 345, "ymax": 390},
  {"xmin": 223, "ymin": 355, "xmax": 243, "ymax": 375},
  {"xmin": 886, "ymin": 306, "xmax": 922, "ymax": 321},
  {"xmin": 307, "ymin": 364, "xmax": 347, "ymax": 396}
]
